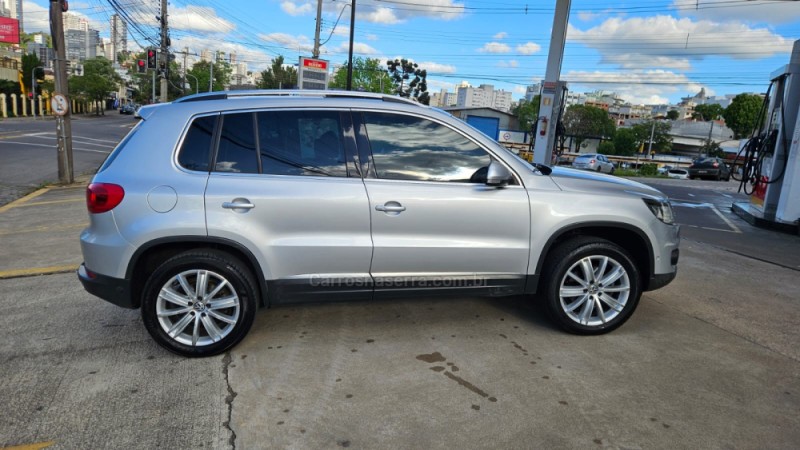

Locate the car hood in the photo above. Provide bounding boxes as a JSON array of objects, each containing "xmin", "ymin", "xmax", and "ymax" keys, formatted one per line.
[{"xmin": 547, "ymin": 166, "xmax": 666, "ymax": 199}]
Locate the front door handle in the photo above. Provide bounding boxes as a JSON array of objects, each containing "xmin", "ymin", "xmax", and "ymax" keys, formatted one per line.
[
  {"xmin": 375, "ymin": 202, "xmax": 406, "ymax": 213},
  {"xmin": 222, "ymin": 199, "xmax": 255, "ymax": 210}
]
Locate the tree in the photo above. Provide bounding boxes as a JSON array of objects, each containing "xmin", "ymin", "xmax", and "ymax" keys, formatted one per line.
[
  {"xmin": 21, "ymin": 52, "xmax": 44, "ymax": 95},
  {"xmin": 630, "ymin": 120, "xmax": 673, "ymax": 153},
  {"xmin": 513, "ymin": 96, "xmax": 540, "ymax": 132},
  {"xmin": 386, "ymin": 58, "xmax": 429, "ymax": 105},
  {"xmin": 598, "ymin": 140, "xmax": 616, "ymax": 155},
  {"xmin": 188, "ymin": 59, "xmax": 232, "ymax": 94},
  {"xmin": 700, "ymin": 140, "xmax": 724, "ymax": 158},
  {"xmin": 666, "ymin": 110, "xmax": 679, "ymax": 120},
  {"xmin": 329, "ymin": 57, "xmax": 394, "ymax": 94},
  {"xmin": 562, "ymin": 105, "xmax": 616, "ymax": 150},
  {"xmin": 612, "ymin": 127, "xmax": 638, "ymax": 156},
  {"xmin": 69, "ymin": 57, "xmax": 121, "ymax": 115},
  {"xmin": 257, "ymin": 55, "xmax": 297, "ymax": 89},
  {"xmin": 723, "ymin": 93, "xmax": 763, "ymax": 139},
  {"xmin": 693, "ymin": 103, "xmax": 724, "ymax": 121}
]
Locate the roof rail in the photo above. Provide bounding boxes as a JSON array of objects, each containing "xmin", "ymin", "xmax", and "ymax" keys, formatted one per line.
[{"xmin": 173, "ymin": 89, "xmax": 421, "ymax": 106}]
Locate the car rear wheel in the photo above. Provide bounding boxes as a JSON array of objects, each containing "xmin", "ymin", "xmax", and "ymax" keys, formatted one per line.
[
  {"xmin": 141, "ymin": 249, "xmax": 257, "ymax": 357},
  {"xmin": 541, "ymin": 237, "xmax": 642, "ymax": 334}
]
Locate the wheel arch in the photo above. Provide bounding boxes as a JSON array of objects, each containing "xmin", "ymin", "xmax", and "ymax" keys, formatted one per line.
[
  {"xmin": 126, "ymin": 236, "xmax": 270, "ymax": 309},
  {"xmin": 529, "ymin": 222, "xmax": 654, "ymax": 294}
]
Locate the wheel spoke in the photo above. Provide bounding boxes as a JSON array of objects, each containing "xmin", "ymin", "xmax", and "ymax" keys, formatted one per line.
[
  {"xmin": 602, "ymin": 285, "xmax": 630, "ymax": 293},
  {"xmin": 205, "ymin": 279, "xmax": 229, "ymax": 301},
  {"xmin": 599, "ymin": 265, "xmax": 626, "ymax": 286},
  {"xmin": 207, "ymin": 310, "xmax": 237, "ymax": 325},
  {"xmin": 157, "ymin": 306, "xmax": 192, "ymax": 317},
  {"xmin": 579, "ymin": 296, "xmax": 595, "ymax": 324},
  {"xmin": 196, "ymin": 270, "xmax": 209, "ymax": 298},
  {"xmin": 207, "ymin": 295, "xmax": 237, "ymax": 310},
  {"xmin": 580, "ymin": 258, "xmax": 596, "ymax": 283},
  {"xmin": 168, "ymin": 312, "xmax": 194, "ymax": 338},
  {"xmin": 567, "ymin": 270, "xmax": 589, "ymax": 287},
  {"xmin": 192, "ymin": 314, "xmax": 201, "ymax": 346},
  {"xmin": 595, "ymin": 298, "xmax": 606, "ymax": 324},
  {"xmin": 565, "ymin": 295, "xmax": 589, "ymax": 312},
  {"xmin": 160, "ymin": 287, "xmax": 190, "ymax": 307},
  {"xmin": 176, "ymin": 274, "xmax": 195, "ymax": 297},
  {"xmin": 560, "ymin": 286, "xmax": 586, "ymax": 297},
  {"xmin": 594, "ymin": 257, "xmax": 609, "ymax": 281},
  {"xmin": 599, "ymin": 294, "xmax": 625, "ymax": 313},
  {"xmin": 201, "ymin": 315, "xmax": 223, "ymax": 341}
]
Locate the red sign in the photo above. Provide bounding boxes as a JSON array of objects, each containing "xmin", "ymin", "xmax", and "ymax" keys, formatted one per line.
[
  {"xmin": 0, "ymin": 17, "xmax": 20, "ymax": 45},
  {"xmin": 302, "ymin": 58, "xmax": 328, "ymax": 70}
]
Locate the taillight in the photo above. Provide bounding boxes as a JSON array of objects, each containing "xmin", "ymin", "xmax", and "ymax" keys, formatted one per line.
[
  {"xmin": 712, "ymin": 162, "xmax": 719, "ymax": 168},
  {"xmin": 86, "ymin": 183, "xmax": 125, "ymax": 214},
  {"xmin": 590, "ymin": 159, "xmax": 596, "ymax": 164}
]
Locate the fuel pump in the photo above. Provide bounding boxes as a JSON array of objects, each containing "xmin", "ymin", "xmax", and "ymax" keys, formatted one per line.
[{"xmin": 733, "ymin": 39, "xmax": 800, "ymax": 229}]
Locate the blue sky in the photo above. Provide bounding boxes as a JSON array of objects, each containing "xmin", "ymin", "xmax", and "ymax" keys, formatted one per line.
[{"xmin": 21, "ymin": 0, "xmax": 800, "ymax": 104}]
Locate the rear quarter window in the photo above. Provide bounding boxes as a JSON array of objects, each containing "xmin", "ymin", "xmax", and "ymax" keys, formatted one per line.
[
  {"xmin": 178, "ymin": 115, "xmax": 218, "ymax": 172},
  {"xmin": 97, "ymin": 121, "xmax": 142, "ymax": 173}
]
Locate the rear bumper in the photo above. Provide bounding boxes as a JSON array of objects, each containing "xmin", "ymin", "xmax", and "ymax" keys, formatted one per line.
[{"xmin": 78, "ymin": 263, "xmax": 137, "ymax": 309}]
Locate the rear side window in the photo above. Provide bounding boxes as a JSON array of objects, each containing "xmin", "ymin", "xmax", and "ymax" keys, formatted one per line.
[
  {"xmin": 98, "ymin": 121, "xmax": 142, "ymax": 172},
  {"xmin": 257, "ymin": 110, "xmax": 347, "ymax": 177},
  {"xmin": 216, "ymin": 113, "xmax": 258, "ymax": 174},
  {"xmin": 178, "ymin": 115, "xmax": 217, "ymax": 172}
]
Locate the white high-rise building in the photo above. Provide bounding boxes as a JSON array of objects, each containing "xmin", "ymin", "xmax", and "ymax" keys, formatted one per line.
[
  {"xmin": 109, "ymin": 14, "xmax": 127, "ymax": 62},
  {"xmin": 456, "ymin": 84, "xmax": 513, "ymax": 112}
]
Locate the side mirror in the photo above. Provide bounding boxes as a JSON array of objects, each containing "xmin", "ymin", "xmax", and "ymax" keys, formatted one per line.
[{"xmin": 486, "ymin": 160, "xmax": 512, "ymax": 187}]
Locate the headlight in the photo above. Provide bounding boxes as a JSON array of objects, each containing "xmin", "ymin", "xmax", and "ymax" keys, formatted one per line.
[{"xmin": 644, "ymin": 198, "xmax": 675, "ymax": 224}]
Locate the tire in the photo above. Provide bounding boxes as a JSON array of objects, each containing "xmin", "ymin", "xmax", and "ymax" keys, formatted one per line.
[
  {"xmin": 541, "ymin": 237, "xmax": 642, "ymax": 335},
  {"xmin": 141, "ymin": 249, "xmax": 258, "ymax": 357},
  {"xmin": 609, "ymin": 167, "xmax": 615, "ymax": 175}
]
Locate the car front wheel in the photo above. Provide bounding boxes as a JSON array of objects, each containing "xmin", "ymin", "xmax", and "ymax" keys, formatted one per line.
[
  {"xmin": 141, "ymin": 249, "xmax": 258, "ymax": 357},
  {"xmin": 541, "ymin": 237, "xmax": 642, "ymax": 334}
]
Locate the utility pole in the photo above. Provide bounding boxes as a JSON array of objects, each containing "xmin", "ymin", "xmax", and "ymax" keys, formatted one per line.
[
  {"xmin": 647, "ymin": 119, "xmax": 656, "ymax": 156},
  {"xmin": 49, "ymin": 0, "xmax": 74, "ymax": 184},
  {"xmin": 182, "ymin": 47, "xmax": 188, "ymax": 96},
  {"xmin": 209, "ymin": 53, "xmax": 214, "ymax": 92},
  {"xmin": 313, "ymin": 0, "xmax": 323, "ymax": 58},
  {"xmin": 346, "ymin": 0, "xmax": 356, "ymax": 91},
  {"xmin": 159, "ymin": 0, "xmax": 169, "ymax": 102}
]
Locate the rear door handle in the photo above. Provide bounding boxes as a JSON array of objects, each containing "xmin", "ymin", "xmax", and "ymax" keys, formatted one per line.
[{"xmin": 375, "ymin": 202, "xmax": 406, "ymax": 213}]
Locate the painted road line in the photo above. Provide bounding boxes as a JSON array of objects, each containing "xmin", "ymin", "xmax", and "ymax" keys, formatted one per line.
[
  {"xmin": 710, "ymin": 204, "xmax": 743, "ymax": 233},
  {"xmin": 18, "ymin": 198, "xmax": 85, "ymax": 208},
  {"xmin": 0, "ymin": 223, "xmax": 87, "ymax": 236},
  {"xmin": 0, "ymin": 141, "xmax": 110, "ymax": 154},
  {"xmin": 33, "ymin": 135, "xmax": 116, "ymax": 148},
  {"xmin": 0, "ymin": 187, "xmax": 50, "ymax": 213},
  {"xmin": 0, "ymin": 265, "xmax": 78, "ymax": 279},
  {"xmin": 0, "ymin": 441, "xmax": 56, "ymax": 450}
]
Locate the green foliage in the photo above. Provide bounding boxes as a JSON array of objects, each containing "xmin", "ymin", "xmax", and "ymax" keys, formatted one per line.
[
  {"xmin": 0, "ymin": 79, "xmax": 21, "ymax": 96},
  {"xmin": 69, "ymin": 57, "xmax": 121, "ymax": 114},
  {"xmin": 666, "ymin": 110, "xmax": 679, "ymax": 120},
  {"xmin": 513, "ymin": 96, "xmax": 540, "ymax": 131},
  {"xmin": 630, "ymin": 120, "xmax": 673, "ymax": 153},
  {"xmin": 21, "ymin": 52, "xmax": 44, "ymax": 95},
  {"xmin": 187, "ymin": 59, "xmax": 232, "ymax": 93},
  {"xmin": 562, "ymin": 105, "xmax": 616, "ymax": 150},
  {"xmin": 257, "ymin": 55, "xmax": 296, "ymax": 89},
  {"xmin": 386, "ymin": 58, "xmax": 429, "ymax": 105},
  {"xmin": 692, "ymin": 103, "xmax": 724, "ymax": 121},
  {"xmin": 640, "ymin": 163, "xmax": 658, "ymax": 176},
  {"xmin": 700, "ymin": 140, "xmax": 724, "ymax": 158},
  {"xmin": 612, "ymin": 127, "xmax": 638, "ymax": 156},
  {"xmin": 329, "ymin": 57, "xmax": 394, "ymax": 94},
  {"xmin": 598, "ymin": 141, "xmax": 616, "ymax": 155},
  {"xmin": 723, "ymin": 93, "xmax": 763, "ymax": 139}
]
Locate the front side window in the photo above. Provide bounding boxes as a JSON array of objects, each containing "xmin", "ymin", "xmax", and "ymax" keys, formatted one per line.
[
  {"xmin": 178, "ymin": 115, "xmax": 216, "ymax": 172},
  {"xmin": 257, "ymin": 110, "xmax": 347, "ymax": 177},
  {"xmin": 361, "ymin": 112, "xmax": 492, "ymax": 183}
]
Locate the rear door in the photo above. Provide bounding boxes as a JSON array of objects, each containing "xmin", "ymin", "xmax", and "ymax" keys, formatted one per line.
[
  {"xmin": 354, "ymin": 111, "xmax": 531, "ymax": 297},
  {"xmin": 204, "ymin": 109, "xmax": 373, "ymax": 302}
]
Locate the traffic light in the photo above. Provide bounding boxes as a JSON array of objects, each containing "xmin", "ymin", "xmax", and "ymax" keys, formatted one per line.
[
  {"xmin": 137, "ymin": 59, "xmax": 146, "ymax": 73},
  {"xmin": 146, "ymin": 49, "xmax": 157, "ymax": 69}
]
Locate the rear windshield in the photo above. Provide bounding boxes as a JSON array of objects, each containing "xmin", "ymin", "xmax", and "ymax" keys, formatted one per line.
[{"xmin": 97, "ymin": 121, "xmax": 142, "ymax": 173}]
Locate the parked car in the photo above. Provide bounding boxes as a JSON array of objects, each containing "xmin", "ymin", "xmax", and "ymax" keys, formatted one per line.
[
  {"xmin": 688, "ymin": 157, "xmax": 731, "ymax": 181},
  {"xmin": 119, "ymin": 103, "xmax": 136, "ymax": 115},
  {"xmin": 78, "ymin": 90, "xmax": 680, "ymax": 357},
  {"xmin": 657, "ymin": 165, "xmax": 674, "ymax": 175},
  {"xmin": 572, "ymin": 153, "xmax": 615, "ymax": 174},
  {"xmin": 667, "ymin": 168, "xmax": 689, "ymax": 179}
]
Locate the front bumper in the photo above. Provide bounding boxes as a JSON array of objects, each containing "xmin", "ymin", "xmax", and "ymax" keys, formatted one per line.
[{"xmin": 78, "ymin": 263, "xmax": 137, "ymax": 309}]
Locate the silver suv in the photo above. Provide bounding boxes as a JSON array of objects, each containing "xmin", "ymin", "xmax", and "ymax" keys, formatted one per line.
[{"xmin": 78, "ymin": 91, "xmax": 679, "ymax": 357}]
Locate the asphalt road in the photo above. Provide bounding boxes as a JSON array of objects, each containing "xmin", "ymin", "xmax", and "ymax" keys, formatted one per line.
[
  {"xmin": 0, "ymin": 117, "xmax": 798, "ymax": 448},
  {"xmin": 0, "ymin": 114, "xmax": 135, "ymax": 206}
]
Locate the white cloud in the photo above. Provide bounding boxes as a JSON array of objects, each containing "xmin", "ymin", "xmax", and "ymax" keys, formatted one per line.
[
  {"xmin": 514, "ymin": 86, "xmax": 528, "ymax": 95},
  {"xmin": 516, "ymin": 42, "xmax": 541, "ymax": 55},
  {"xmin": 479, "ymin": 42, "xmax": 511, "ymax": 54},
  {"xmin": 169, "ymin": 6, "xmax": 236, "ymax": 34},
  {"xmin": 417, "ymin": 61, "xmax": 457, "ymax": 74},
  {"xmin": 175, "ymin": 35, "xmax": 275, "ymax": 73},
  {"xmin": 366, "ymin": 34, "xmax": 379, "ymax": 41},
  {"xmin": 317, "ymin": 0, "xmax": 465, "ymax": 24},
  {"xmin": 427, "ymin": 79, "xmax": 456, "ymax": 92},
  {"xmin": 260, "ymin": 32, "xmax": 314, "ymax": 53},
  {"xmin": 493, "ymin": 32, "xmax": 508, "ymax": 39},
  {"xmin": 22, "ymin": 1, "xmax": 51, "ymax": 33},
  {"xmin": 577, "ymin": 11, "xmax": 602, "ymax": 22},
  {"xmin": 497, "ymin": 60, "xmax": 519, "ymax": 68},
  {"xmin": 672, "ymin": 0, "xmax": 800, "ymax": 24},
  {"xmin": 568, "ymin": 15, "xmax": 793, "ymax": 70},
  {"xmin": 564, "ymin": 70, "xmax": 711, "ymax": 105},
  {"xmin": 332, "ymin": 41, "xmax": 381, "ymax": 56},
  {"xmin": 281, "ymin": 1, "xmax": 313, "ymax": 16}
]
